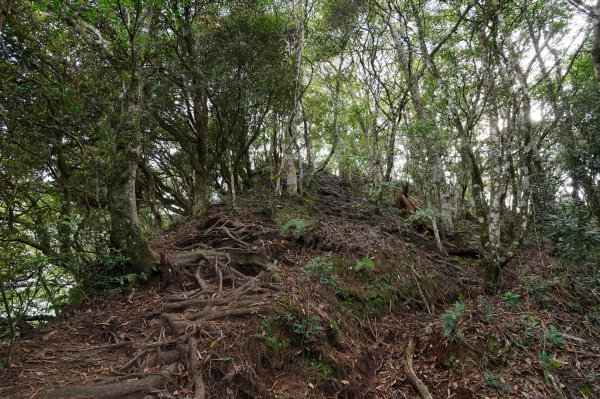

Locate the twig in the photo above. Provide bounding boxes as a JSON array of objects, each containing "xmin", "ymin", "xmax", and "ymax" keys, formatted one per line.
[
  {"xmin": 410, "ymin": 263, "xmax": 432, "ymax": 316},
  {"xmin": 547, "ymin": 372, "xmax": 567, "ymax": 399}
]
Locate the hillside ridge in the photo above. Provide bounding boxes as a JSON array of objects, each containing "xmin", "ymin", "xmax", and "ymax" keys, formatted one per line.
[{"xmin": 1, "ymin": 175, "xmax": 599, "ymax": 399}]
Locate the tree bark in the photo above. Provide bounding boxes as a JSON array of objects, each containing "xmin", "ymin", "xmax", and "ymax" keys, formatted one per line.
[
  {"xmin": 591, "ymin": 0, "xmax": 600, "ymax": 86},
  {"xmin": 58, "ymin": 1, "xmax": 157, "ymax": 276},
  {"xmin": 283, "ymin": 0, "xmax": 308, "ymax": 195},
  {"xmin": 386, "ymin": 11, "xmax": 454, "ymax": 235},
  {"xmin": 108, "ymin": 75, "xmax": 156, "ymax": 275},
  {"xmin": 191, "ymin": 91, "xmax": 209, "ymax": 216}
]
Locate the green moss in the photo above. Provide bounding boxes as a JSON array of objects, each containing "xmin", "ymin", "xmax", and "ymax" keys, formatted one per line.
[
  {"xmin": 265, "ymin": 335, "xmax": 292, "ymax": 357},
  {"xmin": 330, "ymin": 257, "xmax": 354, "ymax": 274},
  {"xmin": 486, "ymin": 337, "xmax": 504, "ymax": 359},
  {"xmin": 443, "ymin": 354, "xmax": 459, "ymax": 368},
  {"xmin": 397, "ymin": 279, "xmax": 416, "ymax": 300},
  {"xmin": 274, "ymin": 200, "xmax": 313, "ymax": 226},
  {"xmin": 308, "ymin": 361, "xmax": 336, "ymax": 379},
  {"xmin": 331, "ymin": 257, "xmax": 398, "ymax": 316},
  {"xmin": 277, "ymin": 295, "xmax": 292, "ymax": 306}
]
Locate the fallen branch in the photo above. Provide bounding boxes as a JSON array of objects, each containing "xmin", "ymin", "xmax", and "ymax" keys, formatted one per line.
[{"xmin": 403, "ymin": 337, "xmax": 433, "ymax": 399}]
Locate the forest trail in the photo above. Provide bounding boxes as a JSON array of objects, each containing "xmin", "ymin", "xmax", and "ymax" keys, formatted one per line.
[{"xmin": 2, "ymin": 175, "xmax": 600, "ymax": 398}]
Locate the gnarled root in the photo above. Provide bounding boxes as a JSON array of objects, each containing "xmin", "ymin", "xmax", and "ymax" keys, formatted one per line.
[
  {"xmin": 42, "ymin": 373, "xmax": 166, "ymax": 399},
  {"xmin": 403, "ymin": 337, "xmax": 433, "ymax": 399}
]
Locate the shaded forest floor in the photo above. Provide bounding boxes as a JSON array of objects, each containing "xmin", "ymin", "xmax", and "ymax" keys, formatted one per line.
[{"xmin": 2, "ymin": 174, "xmax": 600, "ymax": 398}]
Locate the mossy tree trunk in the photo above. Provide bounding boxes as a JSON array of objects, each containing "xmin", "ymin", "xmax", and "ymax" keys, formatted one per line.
[{"xmin": 107, "ymin": 75, "xmax": 155, "ymax": 275}]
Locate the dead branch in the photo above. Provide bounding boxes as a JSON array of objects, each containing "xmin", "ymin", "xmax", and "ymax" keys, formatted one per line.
[
  {"xmin": 174, "ymin": 249, "xmax": 230, "ymax": 267},
  {"xmin": 190, "ymin": 305, "xmax": 269, "ymax": 322},
  {"xmin": 409, "ymin": 264, "xmax": 432, "ymax": 316},
  {"xmin": 215, "ymin": 262, "xmax": 224, "ymax": 296}
]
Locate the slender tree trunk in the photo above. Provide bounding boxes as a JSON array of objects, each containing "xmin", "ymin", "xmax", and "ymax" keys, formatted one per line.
[
  {"xmin": 591, "ymin": 0, "xmax": 600, "ymax": 86},
  {"xmin": 476, "ymin": 21, "xmax": 504, "ymax": 282},
  {"xmin": 480, "ymin": 6, "xmax": 537, "ymax": 284},
  {"xmin": 283, "ymin": 0, "xmax": 307, "ymax": 195},
  {"xmin": 361, "ymin": 99, "xmax": 383, "ymax": 184},
  {"xmin": 283, "ymin": 125, "xmax": 298, "ymax": 195},
  {"xmin": 383, "ymin": 119, "xmax": 397, "ymax": 181},
  {"xmin": 55, "ymin": 143, "xmax": 72, "ymax": 260},
  {"xmin": 386, "ymin": 15, "xmax": 454, "ymax": 234},
  {"xmin": 271, "ymin": 116, "xmax": 282, "ymax": 196},
  {"xmin": 300, "ymin": 101, "xmax": 313, "ymax": 171},
  {"xmin": 229, "ymin": 152, "xmax": 236, "ymax": 207},
  {"xmin": 332, "ymin": 58, "xmax": 344, "ymax": 177}
]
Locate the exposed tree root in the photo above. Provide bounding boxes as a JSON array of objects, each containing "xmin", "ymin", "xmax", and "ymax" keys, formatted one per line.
[
  {"xmin": 42, "ymin": 373, "xmax": 167, "ymax": 399},
  {"xmin": 194, "ymin": 267, "xmax": 210, "ymax": 291},
  {"xmin": 403, "ymin": 337, "xmax": 433, "ymax": 399},
  {"xmin": 36, "ymin": 217, "xmax": 277, "ymax": 398},
  {"xmin": 193, "ymin": 375, "xmax": 207, "ymax": 399}
]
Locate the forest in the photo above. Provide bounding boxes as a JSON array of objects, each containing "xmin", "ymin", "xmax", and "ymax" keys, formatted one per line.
[{"xmin": 1, "ymin": 0, "xmax": 600, "ymax": 397}]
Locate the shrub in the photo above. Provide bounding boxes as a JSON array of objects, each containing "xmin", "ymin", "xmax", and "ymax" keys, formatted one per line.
[
  {"xmin": 441, "ymin": 302, "xmax": 465, "ymax": 341},
  {"xmin": 302, "ymin": 257, "xmax": 337, "ymax": 289},
  {"xmin": 502, "ymin": 291, "xmax": 522, "ymax": 308},
  {"xmin": 540, "ymin": 202, "xmax": 600, "ymax": 263}
]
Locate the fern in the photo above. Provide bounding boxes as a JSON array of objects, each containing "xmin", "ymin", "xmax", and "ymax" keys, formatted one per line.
[
  {"xmin": 354, "ymin": 256, "xmax": 375, "ymax": 272},
  {"xmin": 279, "ymin": 219, "xmax": 306, "ymax": 238},
  {"xmin": 441, "ymin": 302, "xmax": 465, "ymax": 341}
]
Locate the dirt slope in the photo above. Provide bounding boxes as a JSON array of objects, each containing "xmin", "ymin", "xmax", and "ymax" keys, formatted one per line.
[{"xmin": 1, "ymin": 174, "xmax": 600, "ymax": 398}]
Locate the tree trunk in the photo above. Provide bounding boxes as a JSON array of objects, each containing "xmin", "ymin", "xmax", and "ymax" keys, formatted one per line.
[
  {"xmin": 283, "ymin": 125, "xmax": 298, "ymax": 195},
  {"xmin": 332, "ymin": 59, "xmax": 344, "ymax": 177},
  {"xmin": 108, "ymin": 76, "xmax": 156, "ymax": 275},
  {"xmin": 300, "ymin": 101, "xmax": 313, "ymax": 171},
  {"xmin": 191, "ymin": 91, "xmax": 209, "ymax": 216},
  {"xmin": 55, "ymin": 142, "xmax": 73, "ymax": 260},
  {"xmin": 283, "ymin": 0, "xmax": 307, "ymax": 195},
  {"xmin": 477, "ymin": 21, "xmax": 504, "ymax": 280},
  {"xmin": 591, "ymin": 0, "xmax": 600, "ymax": 86},
  {"xmin": 386, "ymin": 15, "xmax": 454, "ymax": 234}
]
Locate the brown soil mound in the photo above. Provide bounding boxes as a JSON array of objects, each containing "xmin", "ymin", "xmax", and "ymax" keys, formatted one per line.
[{"xmin": 2, "ymin": 174, "xmax": 600, "ymax": 398}]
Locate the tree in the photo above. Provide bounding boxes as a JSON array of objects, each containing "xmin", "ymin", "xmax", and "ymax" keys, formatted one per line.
[{"xmin": 52, "ymin": 0, "xmax": 159, "ymax": 274}]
